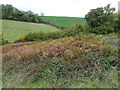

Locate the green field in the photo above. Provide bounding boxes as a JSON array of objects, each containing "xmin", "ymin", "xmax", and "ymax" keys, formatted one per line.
[
  {"xmin": 1, "ymin": 20, "xmax": 59, "ymax": 42},
  {"xmin": 41, "ymin": 16, "xmax": 86, "ymax": 27}
]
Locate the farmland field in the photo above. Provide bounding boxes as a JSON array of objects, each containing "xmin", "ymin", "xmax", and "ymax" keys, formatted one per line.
[
  {"xmin": 1, "ymin": 20, "xmax": 59, "ymax": 42},
  {"xmin": 41, "ymin": 16, "xmax": 86, "ymax": 27}
]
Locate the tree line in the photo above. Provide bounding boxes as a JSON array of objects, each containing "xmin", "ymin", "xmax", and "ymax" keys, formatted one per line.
[
  {"xmin": 0, "ymin": 4, "xmax": 66, "ymax": 30},
  {"xmin": 0, "ymin": 4, "xmax": 44, "ymax": 23}
]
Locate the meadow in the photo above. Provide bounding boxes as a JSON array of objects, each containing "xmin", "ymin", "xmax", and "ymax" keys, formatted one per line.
[
  {"xmin": 41, "ymin": 16, "xmax": 86, "ymax": 27},
  {"xmin": 1, "ymin": 20, "xmax": 59, "ymax": 42}
]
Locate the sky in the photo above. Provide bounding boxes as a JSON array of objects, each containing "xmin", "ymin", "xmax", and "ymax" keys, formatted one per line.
[{"xmin": 0, "ymin": 0, "xmax": 119, "ymax": 17}]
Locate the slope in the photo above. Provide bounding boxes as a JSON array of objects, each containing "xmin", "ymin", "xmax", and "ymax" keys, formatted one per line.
[
  {"xmin": 1, "ymin": 20, "xmax": 59, "ymax": 42},
  {"xmin": 41, "ymin": 16, "xmax": 86, "ymax": 27}
]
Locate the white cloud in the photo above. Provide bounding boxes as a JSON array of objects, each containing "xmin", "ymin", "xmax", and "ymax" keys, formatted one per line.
[{"xmin": 0, "ymin": 0, "xmax": 119, "ymax": 17}]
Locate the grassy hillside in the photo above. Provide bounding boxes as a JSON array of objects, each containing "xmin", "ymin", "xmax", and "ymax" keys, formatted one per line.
[
  {"xmin": 1, "ymin": 20, "xmax": 59, "ymax": 42},
  {"xmin": 41, "ymin": 16, "xmax": 86, "ymax": 27}
]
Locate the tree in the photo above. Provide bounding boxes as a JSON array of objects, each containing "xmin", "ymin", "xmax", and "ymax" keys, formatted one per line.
[
  {"xmin": 85, "ymin": 4, "xmax": 117, "ymax": 34},
  {"xmin": 0, "ymin": 4, "xmax": 43, "ymax": 23},
  {"xmin": 1, "ymin": 4, "xmax": 14, "ymax": 19},
  {"xmin": 85, "ymin": 7, "xmax": 104, "ymax": 28}
]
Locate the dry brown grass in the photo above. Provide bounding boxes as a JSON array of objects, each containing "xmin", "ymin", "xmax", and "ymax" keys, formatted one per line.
[{"xmin": 2, "ymin": 42, "xmax": 37, "ymax": 53}]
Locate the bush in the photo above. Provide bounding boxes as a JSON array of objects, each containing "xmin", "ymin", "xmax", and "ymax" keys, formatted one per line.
[
  {"xmin": 90, "ymin": 22, "xmax": 115, "ymax": 35},
  {"xmin": 25, "ymin": 31, "xmax": 45, "ymax": 41},
  {"xmin": 82, "ymin": 22, "xmax": 92, "ymax": 33},
  {"xmin": 2, "ymin": 38, "xmax": 8, "ymax": 45},
  {"xmin": 15, "ymin": 34, "xmax": 25, "ymax": 42},
  {"xmin": 0, "ymin": 33, "xmax": 8, "ymax": 45},
  {"xmin": 44, "ymin": 31, "xmax": 63, "ymax": 40},
  {"xmin": 15, "ymin": 24, "xmax": 84, "ymax": 42}
]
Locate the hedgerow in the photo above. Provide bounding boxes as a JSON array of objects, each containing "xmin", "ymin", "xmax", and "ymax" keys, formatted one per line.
[{"xmin": 15, "ymin": 24, "xmax": 83, "ymax": 42}]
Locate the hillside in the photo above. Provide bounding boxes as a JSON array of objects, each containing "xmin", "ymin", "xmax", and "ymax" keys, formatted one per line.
[
  {"xmin": 1, "ymin": 20, "xmax": 59, "ymax": 42},
  {"xmin": 2, "ymin": 36, "xmax": 118, "ymax": 88},
  {"xmin": 41, "ymin": 16, "xmax": 86, "ymax": 27}
]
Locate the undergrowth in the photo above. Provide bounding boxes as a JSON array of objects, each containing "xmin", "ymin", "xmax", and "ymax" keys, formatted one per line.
[{"xmin": 2, "ymin": 36, "xmax": 118, "ymax": 88}]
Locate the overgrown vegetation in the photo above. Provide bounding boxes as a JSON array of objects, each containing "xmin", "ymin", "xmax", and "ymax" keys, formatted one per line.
[
  {"xmin": 15, "ymin": 24, "xmax": 84, "ymax": 42},
  {"xmin": 2, "ymin": 36, "xmax": 118, "ymax": 88},
  {"xmin": 0, "ymin": 33, "xmax": 8, "ymax": 45}
]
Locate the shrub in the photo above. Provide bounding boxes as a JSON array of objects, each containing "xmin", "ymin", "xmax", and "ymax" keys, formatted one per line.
[
  {"xmin": 2, "ymin": 38, "xmax": 8, "ymax": 45},
  {"xmin": 25, "ymin": 31, "xmax": 45, "ymax": 41},
  {"xmin": 15, "ymin": 24, "xmax": 84, "ymax": 42},
  {"xmin": 91, "ymin": 24, "xmax": 115, "ymax": 35},
  {"xmin": 44, "ymin": 31, "xmax": 63, "ymax": 40},
  {"xmin": 82, "ymin": 22, "xmax": 91, "ymax": 33},
  {"xmin": 0, "ymin": 33, "xmax": 8, "ymax": 45},
  {"xmin": 15, "ymin": 34, "xmax": 25, "ymax": 42}
]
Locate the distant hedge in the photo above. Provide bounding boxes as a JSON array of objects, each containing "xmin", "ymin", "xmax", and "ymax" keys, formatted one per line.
[{"xmin": 15, "ymin": 24, "xmax": 84, "ymax": 42}]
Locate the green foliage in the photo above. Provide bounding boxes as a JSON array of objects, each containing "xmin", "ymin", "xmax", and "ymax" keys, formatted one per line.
[
  {"xmin": 91, "ymin": 24, "xmax": 115, "ymax": 35},
  {"xmin": 15, "ymin": 67, "xmax": 118, "ymax": 88},
  {"xmin": 16, "ymin": 24, "xmax": 84, "ymax": 42},
  {"xmin": 2, "ymin": 20, "xmax": 59, "ymax": 42},
  {"xmin": 68, "ymin": 68, "xmax": 118, "ymax": 88},
  {"xmin": 41, "ymin": 16, "xmax": 86, "ymax": 27},
  {"xmin": 82, "ymin": 22, "xmax": 92, "ymax": 33},
  {"xmin": 85, "ymin": 4, "xmax": 115, "ymax": 28},
  {"xmin": 44, "ymin": 31, "xmax": 63, "ymax": 40},
  {"xmin": 85, "ymin": 4, "xmax": 117, "ymax": 34},
  {"xmin": 0, "ymin": 4, "xmax": 43, "ymax": 23},
  {"xmin": 1, "ymin": 38, "xmax": 8, "ymax": 45},
  {"xmin": 0, "ymin": 33, "xmax": 8, "ymax": 45}
]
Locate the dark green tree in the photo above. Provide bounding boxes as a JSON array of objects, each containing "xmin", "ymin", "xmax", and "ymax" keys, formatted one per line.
[
  {"xmin": 0, "ymin": 4, "xmax": 43, "ymax": 23},
  {"xmin": 85, "ymin": 4, "xmax": 117, "ymax": 34}
]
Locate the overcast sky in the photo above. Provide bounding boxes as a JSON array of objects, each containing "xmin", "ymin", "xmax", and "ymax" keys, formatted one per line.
[{"xmin": 0, "ymin": 0, "xmax": 119, "ymax": 17}]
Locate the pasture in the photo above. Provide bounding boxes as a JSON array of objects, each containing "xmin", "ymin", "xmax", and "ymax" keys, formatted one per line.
[
  {"xmin": 1, "ymin": 20, "xmax": 59, "ymax": 42},
  {"xmin": 41, "ymin": 16, "xmax": 86, "ymax": 27}
]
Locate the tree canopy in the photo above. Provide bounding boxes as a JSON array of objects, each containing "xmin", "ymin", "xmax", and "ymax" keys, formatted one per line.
[
  {"xmin": 0, "ymin": 4, "xmax": 43, "ymax": 23},
  {"xmin": 85, "ymin": 4, "xmax": 118, "ymax": 34}
]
